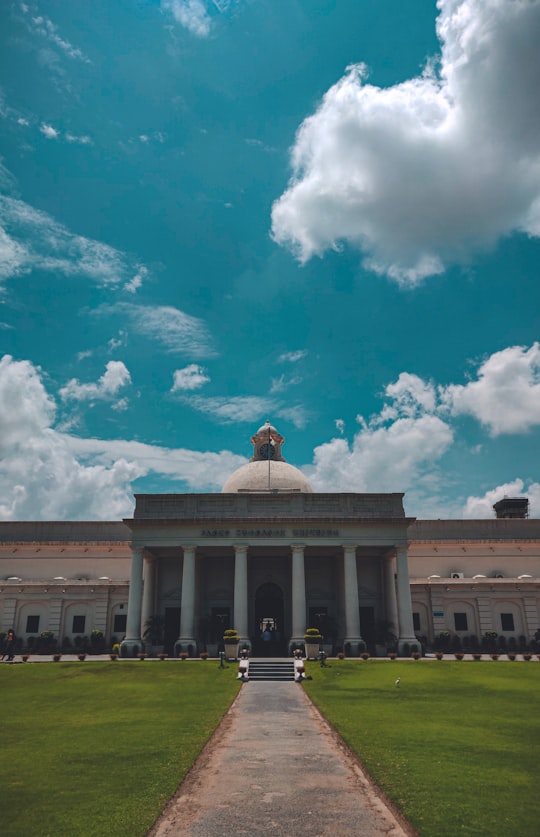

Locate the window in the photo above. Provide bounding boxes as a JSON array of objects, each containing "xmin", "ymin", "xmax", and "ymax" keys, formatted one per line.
[
  {"xmin": 454, "ymin": 612, "xmax": 468, "ymax": 631},
  {"xmin": 26, "ymin": 615, "xmax": 40, "ymax": 633},
  {"xmin": 412, "ymin": 612, "xmax": 421, "ymax": 632},
  {"xmin": 113, "ymin": 614, "xmax": 127, "ymax": 634},
  {"xmin": 500, "ymin": 613, "xmax": 515, "ymax": 632},
  {"xmin": 72, "ymin": 615, "xmax": 86, "ymax": 634}
]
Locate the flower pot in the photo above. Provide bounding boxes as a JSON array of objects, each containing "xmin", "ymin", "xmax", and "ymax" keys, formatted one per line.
[
  {"xmin": 109, "ymin": 653, "xmax": 118, "ymax": 660},
  {"xmin": 304, "ymin": 642, "xmax": 320, "ymax": 660},
  {"xmin": 454, "ymin": 653, "xmax": 464, "ymax": 660},
  {"xmin": 224, "ymin": 642, "xmax": 238, "ymax": 661},
  {"xmin": 78, "ymin": 654, "xmax": 86, "ymax": 661}
]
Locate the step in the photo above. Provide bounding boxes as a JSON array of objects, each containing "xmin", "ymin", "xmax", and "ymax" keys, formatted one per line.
[{"xmin": 247, "ymin": 661, "xmax": 295, "ymax": 682}]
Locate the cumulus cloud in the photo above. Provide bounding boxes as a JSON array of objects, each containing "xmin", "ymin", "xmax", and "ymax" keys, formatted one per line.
[
  {"xmin": 39, "ymin": 122, "xmax": 59, "ymax": 139},
  {"xmin": 97, "ymin": 303, "xmax": 216, "ymax": 357},
  {"xmin": 463, "ymin": 479, "xmax": 540, "ymax": 518},
  {"xmin": 59, "ymin": 361, "xmax": 132, "ymax": 404},
  {"xmin": 171, "ymin": 364, "xmax": 210, "ymax": 391},
  {"xmin": 0, "ymin": 354, "xmax": 245, "ymax": 519},
  {"xmin": 272, "ymin": 0, "xmax": 540, "ymax": 283},
  {"xmin": 162, "ymin": 0, "xmax": 212, "ymax": 37},
  {"xmin": 443, "ymin": 343, "xmax": 540, "ymax": 435},
  {"xmin": 0, "ymin": 355, "xmax": 142, "ymax": 520},
  {"xmin": 0, "ymin": 194, "xmax": 150, "ymax": 286},
  {"xmin": 309, "ymin": 414, "xmax": 453, "ymax": 494}
]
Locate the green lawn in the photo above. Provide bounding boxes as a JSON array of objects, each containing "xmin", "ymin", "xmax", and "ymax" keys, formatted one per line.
[
  {"xmin": 0, "ymin": 661, "xmax": 240, "ymax": 837},
  {"xmin": 303, "ymin": 660, "xmax": 540, "ymax": 837}
]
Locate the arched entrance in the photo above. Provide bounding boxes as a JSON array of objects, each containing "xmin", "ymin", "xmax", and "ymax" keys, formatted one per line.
[{"xmin": 253, "ymin": 582, "xmax": 286, "ymax": 656}]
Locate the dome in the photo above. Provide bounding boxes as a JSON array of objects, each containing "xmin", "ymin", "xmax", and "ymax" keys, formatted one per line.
[
  {"xmin": 222, "ymin": 459, "xmax": 313, "ymax": 493},
  {"xmin": 222, "ymin": 421, "xmax": 313, "ymax": 493}
]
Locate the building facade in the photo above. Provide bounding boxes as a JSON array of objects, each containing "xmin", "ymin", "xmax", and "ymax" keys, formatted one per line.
[{"xmin": 1, "ymin": 423, "xmax": 539, "ymax": 656}]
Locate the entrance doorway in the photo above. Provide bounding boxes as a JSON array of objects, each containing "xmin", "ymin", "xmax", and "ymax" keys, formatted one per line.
[
  {"xmin": 164, "ymin": 607, "xmax": 180, "ymax": 656},
  {"xmin": 254, "ymin": 582, "xmax": 285, "ymax": 656}
]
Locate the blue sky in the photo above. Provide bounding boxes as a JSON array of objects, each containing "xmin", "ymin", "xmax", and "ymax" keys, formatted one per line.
[{"xmin": 0, "ymin": 0, "xmax": 539, "ymax": 520}]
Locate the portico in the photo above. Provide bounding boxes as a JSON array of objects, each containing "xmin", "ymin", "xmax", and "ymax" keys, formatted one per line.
[{"xmin": 121, "ymin": 491, "xmax": 417, "ymax": 657}]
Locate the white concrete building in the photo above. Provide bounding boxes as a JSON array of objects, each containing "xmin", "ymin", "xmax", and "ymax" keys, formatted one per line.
[{"xmin": 1, "ymin": 423, "xmax": 539, "ymax": 656}]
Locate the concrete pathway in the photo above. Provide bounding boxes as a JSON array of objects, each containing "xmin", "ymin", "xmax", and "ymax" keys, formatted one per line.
[{"xmin": 148, "ymin": 682, "xmax": 414, "ymax": 837}]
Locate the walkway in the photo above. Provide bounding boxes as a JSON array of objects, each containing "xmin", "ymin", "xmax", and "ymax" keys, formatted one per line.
[{"xmin": 148, "ymin": 681, "xmax": 414, "ymax": 837}]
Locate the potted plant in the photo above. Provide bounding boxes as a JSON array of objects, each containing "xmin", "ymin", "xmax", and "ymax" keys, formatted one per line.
[
  {"xmin": 52, "ymin": 653, "xmax": 62, "ymax": 662},
  {"xmin": 304, "ymin": 628, "xmax": 322, "ymax": 660},
  {"xmin": 361, "ymin": 651, "xmax": 370, "ymax": 660},
  {"xmin": 454, "ymin": 652, "xmax": 464, "ymax": 660},
  {"xmin": 523, "ymin": 653, "xmax": 532, "ymax": 661},
  {"xmin": 387, "ymin": 651, "xmax": 397, "ymax": 660},
  {"xmin": 472, "ymin": 652, "xmax": 482, "ymax": 660},
  {"xmin": 223, "ymin": 629, "xmax": 240, "ymax": 660},
  {"xmin": 158, "ymin": 653, "xmax": 168, "ymax": 660},
  {"xmin": 78, "ymin": 653, "xmax": 87, "ymax": 661},
  {"xmin": 21, "ymin": 654, "xmax": 29, "ymax": 662},
  {"xmin": 435, "ymin": 651, "xmax": 444, "ymax": 660},
  {"xmin": 199, "ymin": 651, "xmax": 209, "ymax": 660}
]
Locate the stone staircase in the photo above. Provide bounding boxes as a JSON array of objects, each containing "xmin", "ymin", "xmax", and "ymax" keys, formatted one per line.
[{"xmin": 247, "ymin": 660, "xmax": 295, "ymax": 682}]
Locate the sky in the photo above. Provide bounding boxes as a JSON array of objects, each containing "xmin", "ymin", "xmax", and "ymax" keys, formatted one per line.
[{"xmin": 0, "ymin": 0, "xmax": 539, "ymax": 521}]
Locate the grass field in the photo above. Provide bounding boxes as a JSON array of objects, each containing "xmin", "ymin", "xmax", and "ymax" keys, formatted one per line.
[
  {"xmin": 0, "ymin": 661, "xmax": 240, "ymax": 837},
  {"xmin": 303, "ymin": 660, "xmax": 540, "ymax": 837}
]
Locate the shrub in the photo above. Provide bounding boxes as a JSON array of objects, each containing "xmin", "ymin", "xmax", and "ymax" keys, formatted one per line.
[{"xmin": 223, "ymin": 629, "xmax": 239, "ymax": 642}]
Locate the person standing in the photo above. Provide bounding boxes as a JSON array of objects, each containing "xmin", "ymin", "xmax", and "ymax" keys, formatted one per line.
[{"xmin": 4, "ymin": 629, "xmax": 15, "ymax": 661}]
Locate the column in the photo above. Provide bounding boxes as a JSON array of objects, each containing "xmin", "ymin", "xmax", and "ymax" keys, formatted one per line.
[
  {"xmin": 343, "ymin": 545, "xmax": 363, "ymax": 656},
  {"xmin": 176, "ymin": 546, "xmax": 197, "ymax": 655},
  {"xmin": 290, "ymin": 544, "xmax": 306, "ymax": 649},
  {"xmin": 141, "ymin": 555, "xmax": 156, "ymax": 649},
  {"xmin": 121, "ymin": 545, "xmax": 145, "ymax": 656},
  {"xmin": 395, "ymin": 545, "xmax": 417, "ymax": 653},
  {"xmin": 233, "ymin": 545, "xmax": 249, "ymax": 648},
  {"xmin": 384, "ymin": 554, "xmax": 399, "ymax": 641}
]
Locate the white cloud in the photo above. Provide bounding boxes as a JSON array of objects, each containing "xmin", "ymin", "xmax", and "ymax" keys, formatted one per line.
[
  {"xmin": 65, "ymin": 132, "xmax": 93, "ymax": 145},
  {"xmin": 272, "ymin": 0, "xmax": 540, "ymax": 283},
  {"xmin": 39, "ymin": 122, "xmax": 59, "ymax": 139},
  {"xmin": 270, "ymin": 374, "xmax": 302, "ymax": 394},
  {"xmin": 21, "ymin": 7, "xmax": 91, "ymax": 63},
  {"xmin": 0, "ymin": 354, "xmax": 245, "ymax": 519},
  {"xmin": 172, "ymin": 364, "xmax": 210, "ymax": 391},
  {"xmin": 443, "ymin": 343, "xmax": 540, "ymax": 435},
  {"xmin": 335, "ymin": 419, "xmax": 345, "ymax": 435},
  {"xmin": 463, "ymin": 479, "xmax": 540, "ymax": 519},
  {"xmin": 182, "ymin": 394, "xmax": 309, "ymax": 429},
  {"xmin": 59, "ymin": 361, "xmax": 132, "ymax": 404},
  {"xmin": 309, "ymin": 414, "xmax": 453, "ymax": 494},
  {"xmin": 97, "ymin": 303, "xmax": 216, "ymax": 357},
  {"xmin": 278, "ymin": 349, "xmax": 307, "ymax": 364},
  {"xmin": 162, "ymin": 0, "xmax": 212, "ymax": 37},
  {"xmin": 0, "ymin": 355, "xmax": 142, "ymax": 520},
  {"xmin": 0, "ymin": 194, "xmax": 150, "ymax": 287},
  {"xmin": 123, "ymin": 266, "xmax": 147, "ymax": 294}
]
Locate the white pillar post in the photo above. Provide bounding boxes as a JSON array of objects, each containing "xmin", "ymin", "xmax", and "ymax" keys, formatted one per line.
[
  {"xmin": 176, "ymin": 546, "xmax": 197, "ymax": 656},
  {"xmin": 395, "ymin": 545, "xmax": 417, "ymax": 653},
  {"xmin": 121, "ymin": 545, "xmax": 145, "ymax": 657},
  {"xmin": 233, "ymin": 545, "xmax": 249, "ymax": 649},
  {"xmin": 290, "ymin": 544, "xmax": 306, "ymax": 649},
  {"xmin": 343, "ymin": 545, "xmax": 362, "ymax": 656},
  {"xmin": 384, "ymin": 553, "xmax": 399, "ymax": 642},
  {"xmin": 141, "ymin": 555, "xmax": 156, "ymax": 651}
]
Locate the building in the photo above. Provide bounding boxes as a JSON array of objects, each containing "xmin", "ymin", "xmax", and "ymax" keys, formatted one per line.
[{"xmin": 1, "ymin": 422, "xmax": 539, "ymax": 655}]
